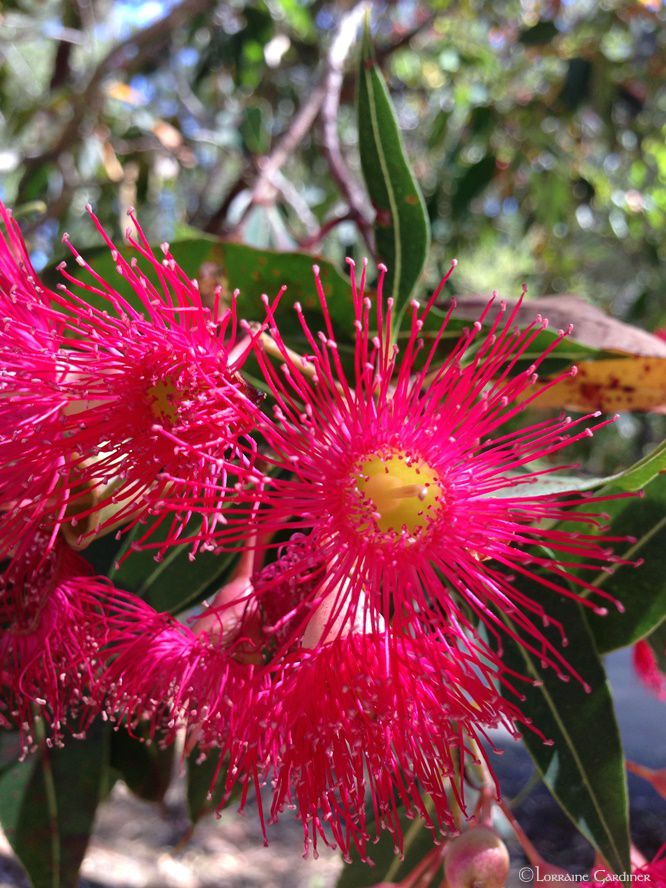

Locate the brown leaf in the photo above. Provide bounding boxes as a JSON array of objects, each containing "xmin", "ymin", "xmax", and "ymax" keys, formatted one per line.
[
  {"xmin": 152, "ymin": 119, "xmax": 183, "ymax": 150},
  {"xmin": 453, "ymin": 294, "xmax": 666, "ymax": 357}
]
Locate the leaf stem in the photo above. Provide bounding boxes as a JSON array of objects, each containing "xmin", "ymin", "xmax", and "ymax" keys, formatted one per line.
[{"xmin": 33, "ymin": 711, "xmax": 61, "ymax": 888}]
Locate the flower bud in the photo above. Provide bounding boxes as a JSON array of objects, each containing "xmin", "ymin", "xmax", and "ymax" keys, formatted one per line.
[
  {"xmin": 301, "ymin": 573, "xmax": 385, "ymax": 649},
  {"xmin": 192, "ymin": 564, "xmax": 263, "ymax": 665},
  {"xmin": 445, "ymin": 827, "xmax": 510, "ymax": 888}
]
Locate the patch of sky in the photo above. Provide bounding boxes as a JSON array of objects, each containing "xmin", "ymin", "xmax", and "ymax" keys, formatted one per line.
[
  {"xmin": 176, "ymin": 47, "xmax": 199, "ymax": 68},
  {"xmin": 315, "ymin": 9, "xmax": 335, "ymax": 30},
  {"xmin": 104, "ymin": 1, "xmax": 181, "ymax": 43},
  {"xmin": 483, "ymin": 196, "xmax": 501, "ymax": 218},
  {"xmin": 115, "ymin": 0, "xmax": 174, "ymax": 29},
  {"xmin": 128, "ymin": 74, "xmax": 157, "ymax": 102},
  {"xmin": 30, "ymin": 219, "xmax": 59, "ymax": 271},
  {"xmin": 42, "ymin": 18, "xmax": 84, "ymax": 43}
]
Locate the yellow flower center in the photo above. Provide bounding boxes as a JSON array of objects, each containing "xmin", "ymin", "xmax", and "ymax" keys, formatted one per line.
[
  {"xmin": 147, "ymin": 376, "xmax": 179, "ymax": 423},
  {"xmin": 354, "ymin": 453, "xmax": 444, "ymax": 536}
]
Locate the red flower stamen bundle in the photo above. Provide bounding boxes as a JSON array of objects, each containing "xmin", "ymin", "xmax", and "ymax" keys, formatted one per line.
[{"xmin": 1, "ymin": 206, "xmax": 265, "ymax": 560}]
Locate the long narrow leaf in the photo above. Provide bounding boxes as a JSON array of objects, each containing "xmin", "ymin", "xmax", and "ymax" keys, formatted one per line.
[
  {"xmin": 501, "ymin": 591, "xmax": 630, "ymax": 873},
  {"xmin": 357, "ymin": 23, "xmax": 430, "ymax": 305}
]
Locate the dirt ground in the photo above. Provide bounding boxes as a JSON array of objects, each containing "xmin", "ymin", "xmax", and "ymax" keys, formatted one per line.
[{"xmin": 0, "ymin": 777, "xmax": 342, "ymax": 888}]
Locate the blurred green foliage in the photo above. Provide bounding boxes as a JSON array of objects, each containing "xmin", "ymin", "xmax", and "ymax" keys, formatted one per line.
[{"xmin": 1, "ymin": 0, "xmax": 665, "ymax": 330}]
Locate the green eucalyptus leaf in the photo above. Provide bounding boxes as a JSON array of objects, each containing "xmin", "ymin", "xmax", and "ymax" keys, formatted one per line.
[
  {"xmin": 186, "ymin": 747, "xmax": 229, "ymax": 824},
  {"xmin": 110, "ymin": 727, "xmax": 174, "ymax": 803},
  {"xmin": 519, "ymin": 20, "xmax": 559, "ymax": 46},
  {"xmin": 0, "ymin": 721, "xmax": 109, "ymax": 888},
  {"xmin": 500, "ymin": 588, "xmax": 630, "ymax": 873},
  {"xmin": 560, "ymin": 58, "xmax": 593, "ymax": 111},
  {"xmin": 489, "ymin": 473, "xmax": 608, "ymax": 499},
  {"xmin": 357, "ymin": 23, "xmax": 430, "ymax": 305},
  {"xmin": 43, "ymin": 237, "xmax": 355, "ymax": 343},
  {"xmin": 0, "ymin": 731, "xmax": 22, "ymax": 777},
  {"xmin": 586, "ymin": 472, "xmax": 666, "ymax": 653},
  {"xmin": 83, "ymin": 531, "xmax": 129, "ymax": 576},
  {"xmin": 108, "ymin": 521, "xmax": 238, "ymax": 615},
  {"xmin": 599, "ymin": 439, "xmax": 666, "ymax": 493},
  {"xmin": 492, "ymin": 438, "xmax": 666, "ymax": 499},
  {"xmin": 240, "ymin": 99, "xmax": 271, "ymax": 155},
  {"xmin": 451, "ymin": 154, "xmax": 496, "ymax": 215}
]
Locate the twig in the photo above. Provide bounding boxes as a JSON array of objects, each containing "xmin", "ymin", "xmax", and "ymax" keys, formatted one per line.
[
  {"xmin": 225, "ymin": 81, "xmax": 327, "ymax": 237},
  {"xmin": 17, "ymin": 0, "xmax": 214, "ymax": 203},
  {"xmin": 376, "ymin": 13, "xmax": 437, "ymax": 63},
  {"xmin": 203, "ymin": 170, "xmax": 252, "ymax": 235},
  {"xmin": 265, "ymin": 205, "xmax": 293, "ymax": 251},
  {"xmin": 496, "ymin": 797, "xmax": 566, "ymax": 875},
  {"xmin": 464, "ymin": 738, "xmax": 498, "ymax": 828},
  {"xmin": 270, "ymin": 169, "xmax": 320, "ymax": 235},
  {"xmin": 226, "ymin": 4, "xmax": 370, "ymax": 242},
  {"xmin": 506, "ymin": 766, "xmax": 541, "ymax": 809},
  {"xmin": 321, "ymin": 2, "xmax": 375, "ymax": 253},
  {"xmin": 626, "ymin": 760, "xmax": 666, "ymax": 798},
  {"xmin": 207, "ymin": 6, "xmax": 437, "ymax": 241},
  {"xmin": 297, "ymin": 210, "xmax": 354, "ymax": 249}
]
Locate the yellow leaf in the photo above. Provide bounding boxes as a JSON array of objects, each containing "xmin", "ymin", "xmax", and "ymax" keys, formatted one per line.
[
  {"xmin": 105, "ymin": 81, "xmax": 144, "ymax": 106},
  {"xmin": 534, "ymin": 358, "xmax": 666, "ymax": 412}
]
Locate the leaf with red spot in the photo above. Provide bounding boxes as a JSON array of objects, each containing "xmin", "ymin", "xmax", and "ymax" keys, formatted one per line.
[
  {"xmin": 531, "ymin": 357, "xmax": 666, "ymax": 413},
  {"xmin": 449, "ymin": 295, "xmax": 666, "ymax": 412}
]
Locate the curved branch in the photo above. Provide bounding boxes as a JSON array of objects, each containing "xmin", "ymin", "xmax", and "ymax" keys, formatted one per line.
[
  {"xmin": 321, "ymin": 3, "xmax": 375, "ymax": 253},
  {"xmin": 18, "ymin": 0, "xmax": 214, "ymax": 203}
]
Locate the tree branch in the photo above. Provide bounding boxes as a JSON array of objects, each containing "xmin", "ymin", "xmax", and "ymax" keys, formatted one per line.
[
  {"xmin": 224, "ymin": 81, "xmax": 327, "ymax": 237},
  {"xmin": 205, "ymin": 5, "xmax": 436, "ymax": 243},
  {"xmin": 297, "ymin": 210, "xmax": 354, "ymax": 250},
  {"xmin": 376, "ymin": 12, "xmax": 436, "ymax": 64},
  {"xmin": 321, "ymin": 2, "xmax": 375, "ymax": 253},
  {"xmin": 18, "ymin": 0, "xmax": 214, "ymax": 203}
]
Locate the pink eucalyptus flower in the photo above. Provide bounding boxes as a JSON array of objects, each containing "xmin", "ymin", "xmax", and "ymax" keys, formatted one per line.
[
  {"xmin": 224, "ymin": 624, "xmax": 528, "ymax": 862},
  {"xmin": 252, "ymin": 532, "xmax": 325, "ymax": 648},
  {"xmin": 99, "ymin": 535, "xmax": 270, "ymax": 760},
  {"xmin": 98, "ymin": 542, "xmax": 529, "ymax": 861},
  {"xmin": 0, "ymin": 532, "xmax": 120, "ymax": 751},
  {"xmin": 0, "ymin": 206, "xmax": 69, "ymax": 556},
  {"xmin": 245, "ymin": 260, "xmax": 631, "ymax": 680},
  {"xmin": 637, "ymin": 853, "xmax": 666, "ymax": 888},
  {"xmin": 0, "ymin": 204, "xmax": 59, "ymax": 345},
  {"xmin": 100, "ymin": 589, "xmax": 265, "ymax": 754},
  {"xmin": 1, "ymin": 204, "xmax": 268, "ymax": 556},
  {"xmin": 175, "ymin": 548, "xmax": 529, "ymax": 860}
]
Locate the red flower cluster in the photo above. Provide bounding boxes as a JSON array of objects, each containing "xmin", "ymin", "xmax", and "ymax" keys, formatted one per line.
[
  {"xmin": 1, "ymin": 206, "xmax": 265, "ymax": 560},
  {"xmin": 0, "ymin": 205, "xmax": 634, "ymax": 859}
]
